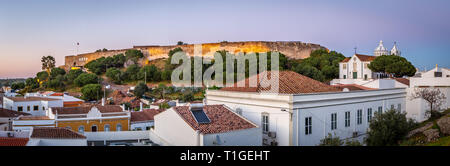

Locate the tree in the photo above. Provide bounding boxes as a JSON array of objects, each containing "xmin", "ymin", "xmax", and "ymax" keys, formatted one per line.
[
  {"xmin": 368, "ymin": 55, "xmax": 416, "ymax": 77},
  {"xmin": 74, "ymin": 73, "xmax": 99, "ymax": 87},
  {"xmin": 11, "ymin": 82, "xmax": 25, "ymax": 90},
  {"xmin": 410, "ymin": 88, "xmax": 447, "ymax": 119},
  {"xmin": 181, "ymin": 89, "xmax": 194, "ymax": 102},
  {"xmin": 291, "ymin": 49, "xmax": 345, "ymax": 82},
  {"xmin": 125, "ymin": 50, "xmax": 144, "ymax": 63},
  {"xmin": 81, "ymin": 84, "xmax": 103, "ymax": 101},
  {"xmin": 161, "ymin": 70, "xmax": 172, "ymax": 81},
  {"xmin": 25, "ymin": 78, "xmax": 39, "ymax": 90},
  {"xmin": 365, "ymin": 109, "xmax": 417, "ymax": 146},
  {"xmin": 50, "ymin": 68, "xmax": 66, "ymax": 79},
  {"xmin": 319, "ymin": 133, "xmax": 344, "ymax": 146},
  {"xmin": 47, "ymin": 75, "xmax": 65, "ymax": 90},
  {"xmin": 65, "ymin": 69, "xmax": 84, "ymax": 84},
  {"xmin": 153, "ymin": 83, "xmax": 167, "ymax": 99},
  {"xmin": 125, "ymin": 64, "xmax": 141, "ymax": 81},
  {"xmin": 36, "ymin": 71, "xmax": 49, "ymax": 83},
  {"xmin": 134, "ymin": 82, "xmax": 149, "ymax": 98},
  {"xmin": 177, "ymin": 41, "xmax": 186, "ymax": 45},
  {"xmin": 106, "ymin": 68, "xmax": 125, "ymax": 84},
  {"xmin": 41, "ymin": 56, "xmax": 55, "ymax": 73}
]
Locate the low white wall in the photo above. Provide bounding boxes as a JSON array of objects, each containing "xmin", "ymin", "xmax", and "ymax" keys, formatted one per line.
[
  {"xmin": 202, "ymin": 127, "xmax": 262, "ymax": 146},
  {"xmin": 29, "ymin": 138, "xmax": 87, "ymax": 146},
  {"xmin": 83, "ymin": 131, "xmax": 149, "ymax": 141}
]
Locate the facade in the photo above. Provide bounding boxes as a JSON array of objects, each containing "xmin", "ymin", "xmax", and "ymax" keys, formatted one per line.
[
  {"xmin": 2, "ymin": 96, "xmax": 63, "ymax": 116},
  {"xmin": 0, "ymin": 108, "xmax": 30, "ymax": 131},
  {"xmin": 150, "ymin": 104, "xmax": 261, "ymax": 146},
  {"xmin": 25, "ymin": 91, "xmax": 84, "ymax": 107},
  {"xmin": 13, "ymin": 105, "xmax": 130, "ymax": 133},
  {"xmin": 339, "ymin": 54, "xmax": 376, "ymax": 80},
  {"xmin": 130, "ymin": 109, "xmax": 165, "ymax": 131},
  {"xmin": 406, "ymin": 66, "xmax": 450, "ymax": 122},
  {"xmin": 206, "ymin": 71, "xmax": 406, "ymax": 146}
]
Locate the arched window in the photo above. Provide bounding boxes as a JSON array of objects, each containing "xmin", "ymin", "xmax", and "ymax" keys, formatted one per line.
[
  {"xmin": 91, "ymin": 125, "xmax": 98, "ymax": 132},
  {"xmin": 78, "ymin": 126, "xmax": 85, "ymax": 133},
  {"xmin": 104, "ymin": 124, "xmax": 110, "ymax": 132},
  {"xmin": 116, "ymin": 124, "xmax": 122, "ymax": 131}
]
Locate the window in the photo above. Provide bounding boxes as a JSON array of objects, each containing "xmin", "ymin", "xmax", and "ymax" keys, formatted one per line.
[
  {"xmin": 434, "ymin": 72, "xmax": 442, "ymax": 77},
  {"xmin": 116, "ymin": 124, "xmax": 122, "ymax": 131},
  {"xmin": 236, "ymin": 108, "xmax": 243, "ymax": 116},
  {"xmin": 398, "ymin": 104, "xmax": 401, "ymax": 112},
  {"xmin": 367, "ymin": 108, "xmax": 373, "ymax": 122},
  {"xmin": 343, "ymin": 64, "xmax": 347, "ymax": 69},
  {"xmin": 146, "ymin": 126, "xmax": 151, "ymax": 130},
  {"xmin": 78, "ymin": 126, "xmax": 85, "ymax": 133},
  {"xmin": 104, "ymin": 124, "xmax": 110, "ymax": 132},
  {"xmin": 27, "ymin": 106, "xmax": 30, "ymax": 111},
  {"xmin": 357, "ymin": 109, "xmax": 362, "ymax": 125},
  {"xmin": 91, "ymin": 125, "xmax": 97, "ymax": 132},
  {"xmin": 42, "ymin": 107, "xmax": 45, "ymax": 111},
  {"xmin": 353, "ymin": 62, "xmax": 357, "ymax": 70},
  {"xmin": 345, "ymin": 112, "xmax": 351, "ymax": 127},
  {"xmin": 391, "ymin": 105, "xmax": 395, "ymax": 111},
  {"xmin": 331, "ymin": 113, "xmax": 337, "ymax": 130},
  {"xmin": 364, "ymin": 63, "xmax": 368, "ymax": 69},
  {"xmin": 378, "ymin": 106, "xmax": 383, "ymax": 115},
  {"xmin": 305, "ymin": 117, "xmax": 312, "ymax": 135},
  {"xmin": 262, "ymin": 113, "xmax": 269, "ymax": 133},
  {"xmin": 17, "ymin": 106, "xmax": 23, "ymax": 112},
  {"xmin": 33, "ymin": 105, "xmax": 39, "ymax": 111},
  {"xmin": 136, "ymin": 127, "xmax": 142, "ymax": 131}
]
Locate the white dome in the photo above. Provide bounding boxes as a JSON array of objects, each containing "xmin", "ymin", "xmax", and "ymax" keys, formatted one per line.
[
  {"xmin": 391, "ymin": 42, "xmax": 401, "ymax": 56},
  {"xmin": 374, "ymin": 40, "xmax": 390, "ymax": 56}
]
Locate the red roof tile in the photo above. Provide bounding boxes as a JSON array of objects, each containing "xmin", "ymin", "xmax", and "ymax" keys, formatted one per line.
[
  {"xmin": 173, "ymin": 105, "xmax": 257, "ymax": 134},
  {"xmin": 18, "ymin": 116, "xmax": 51, "ymax": 120},
  {"xmin": 131, "ymin": 109, "xmax": 165, "ymax": 122},
  {"xmin": 31, "ymin": 127, "xmax": 86, "ymax": 139},
  {"xmin": 341, "ymin": 57, "xmax": 350, "ymax": 62},
  {"xmin": 51, "ymin": 105, "xmax": 123, "ymax": 114},
  {"xmin": 0, "ymin": 108, "xmax": 30, "ymax": 118},
  {"xmin": 355, "ymin": 54, "xmax": 376, "ymax": 62},
  {"xmin": 394, "ymin": 78, "xmax": 410, "ymax": 86},
  {"xmin": 0, "ymin": 137, "xmax": 29, "ymax": 146},
  {"xmin": 220, "ymin": 71, "xmax": 341, "ymax": 94}
]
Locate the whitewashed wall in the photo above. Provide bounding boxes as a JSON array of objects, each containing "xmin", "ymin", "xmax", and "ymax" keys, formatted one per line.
[
  {"xmin": 201, "ymin": 127, "xmax": 262, "ymax": 146},
  {"xmin": 153, "ymin": 108, "xmax": 199, "ymax": 146}
]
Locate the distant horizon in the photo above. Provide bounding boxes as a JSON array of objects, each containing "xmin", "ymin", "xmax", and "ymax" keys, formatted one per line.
[{"xmin": 1, "ymin": 0, "xmax": 449, "ymax": 78}]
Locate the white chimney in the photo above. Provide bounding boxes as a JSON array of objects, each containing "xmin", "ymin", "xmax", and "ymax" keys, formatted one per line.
[
  {"xmin": 101, "ymin": 98, "xmax": 105, "ymax": 106},
  {"xmin": 140, "ymin": 102, "xmax": 143, "ymax": 112},
  {"xmin": 122, "ymin": 104, "xmax": 126, "ymax": 111}
]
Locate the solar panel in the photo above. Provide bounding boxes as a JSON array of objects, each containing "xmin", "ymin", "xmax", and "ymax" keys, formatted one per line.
[{"xmin": 191, "ymin": 110, "xmax": 211, "ymax": 124}]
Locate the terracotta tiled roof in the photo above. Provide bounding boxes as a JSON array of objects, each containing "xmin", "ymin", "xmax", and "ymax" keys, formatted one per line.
[
  {"xmin": 173, "ymin": 105, "xmax": 257, "ymax": 134},
  {"xmin": 31, "ymin": 127, "xmax": 86, "ymax": 139},
  {"xmin": 0, "ymin": 137, "xmax": 29, "ymax": 146},
  {"xmin": 51, "ymin": 105, "xmax": 123, "ymax": 114},
  {"xmin": 18, "ymin": 116, "xmax": 51, "ymax": 120},
  {"xmin": 131, "ymin": 109, "xmax": 165, "ymax": 122},
  {"xmin": 5, "ymin": 96, "xmax": 60, "ymax": 102},
  {"xmin": 49, "ymin": 93, "xmax": 64, "ymax": 96},
  {"xmin": 394, "ymin": 78, "xmax": 410, "ymax": 86},
  {"xmin": 0, "ymin": 108, "xmax": 30, "ymax": 118},
  {"xmin": 341, "ymin": 54, "xmax": 376, "ymax": 63},
  {"xmin": 341, "ymin": 57, "xmax": 350, "ymax": 62},
  {"xmin": 355, "ymin": 54, "xmax": 376, "ymax": 62},
  {"xmin": 220, "ymin": 71, "xmax": 341, "ymax": 94},
  {"xmin": 331, "ymin": 84, "xmax": 376, "ymax": 91}
]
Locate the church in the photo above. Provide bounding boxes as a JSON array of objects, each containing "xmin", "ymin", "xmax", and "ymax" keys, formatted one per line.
[
  {"xmin": 339, "ymin": 41, "xmax": 401, "ymax": 80},
  {"xmin": 330, "ymin": 41, "xmax": 408, "ymax": 89}
]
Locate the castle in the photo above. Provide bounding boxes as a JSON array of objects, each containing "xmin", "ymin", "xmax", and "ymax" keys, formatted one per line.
[{"xmin": 64, "ymin": 41, "xmax": 327, "ymax": 70}]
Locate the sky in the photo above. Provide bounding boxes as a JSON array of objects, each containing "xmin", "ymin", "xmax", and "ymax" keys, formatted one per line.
[{"xmin": 1, "ymin": 0, "xmax": 449, "ymax": 78}]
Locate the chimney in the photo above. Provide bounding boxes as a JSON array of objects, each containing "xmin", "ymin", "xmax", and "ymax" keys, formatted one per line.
[
  {"xmin": 101, "ymin": 98, "xmax": 105, "ymax": 106},
  {"xmin": 140, "ymin": 102, "xmax": 143, "ymax": 112},
  {"xmin": 122, "ymin": 104, "xmax": 126, "ymax": 111}
]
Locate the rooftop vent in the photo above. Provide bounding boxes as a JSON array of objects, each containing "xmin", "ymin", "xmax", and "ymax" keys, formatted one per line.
[{"xmin": 189, "ymin": 103, "xmax": 211, "ymax": 124}]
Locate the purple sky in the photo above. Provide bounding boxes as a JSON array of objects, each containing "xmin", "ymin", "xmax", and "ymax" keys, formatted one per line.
[{"xmin": 1, "ymin": 0, "xmax": 449, "ymax": 78}]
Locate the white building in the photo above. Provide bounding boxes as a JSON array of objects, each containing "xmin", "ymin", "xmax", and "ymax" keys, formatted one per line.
[
  {"xmin": 374, "ymin": 40, "xmax": 400, "ymax": 57},
  {"xmin": 130, "ymin": 109, "xmax": 164, "ymax": 131},
  {"xmin": 2, "ymin": 96, "xmax": 63, "ymax": 116},
  {"xmin": 150, "ymin": 103, "xmax": 261, "ymax": 146},
  {"xmin": 406, "ymin": 66, "xmax": 450, "ymax": 122},
  {"xmin": 206, "ymin": 71, "xmax": 406, "ymax": 146}
]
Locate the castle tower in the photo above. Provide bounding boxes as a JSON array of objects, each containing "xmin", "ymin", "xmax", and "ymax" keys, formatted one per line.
[
  {"xmin": 374, "ymin": 40, "xmax": 390, "ymax": 56},
  {"xmin": 391, "ymin": 42, "xmax": 401, "ymax": 56}
]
